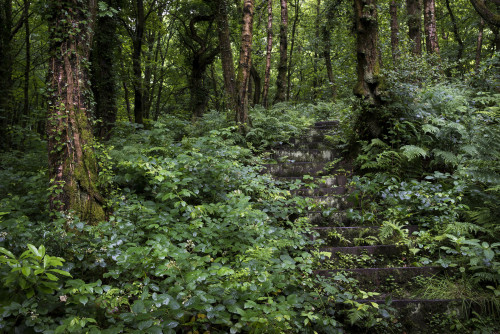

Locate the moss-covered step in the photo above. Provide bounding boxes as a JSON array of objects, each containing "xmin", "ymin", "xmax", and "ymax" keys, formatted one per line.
[
  {"xmin": 262, "ymin": 161, "xmax": 328, "ymax": 177},
  {"xmin": 271, "ymin": 149, "xmax": 336, "ymax": 162}
]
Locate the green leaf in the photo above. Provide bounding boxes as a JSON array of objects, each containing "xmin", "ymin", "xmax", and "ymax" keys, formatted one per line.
[
  {"xmin": 78, "ymin": 295, "xmax": 89, "ymax": 305},
  {"xmin": 28, "ymin": 244, "xmax": 41, "ymax": 258},
  {"xmin": 45, "ymin": 273, "xmax": 59, "ymax": 281},
  {"xmin": 49, "ymin": 269, "xmax": 72, "ymax": 277},
  {"xmin": 0, "ymin": 247, "xmax": 16, "ymax": 259},
  {"xmin": 21, "ymin": 267, "xmax": 31, "ymax": 277},
  {"xmin": 132, "ymin": 300, "xmax": 146, "ymax": 314}
]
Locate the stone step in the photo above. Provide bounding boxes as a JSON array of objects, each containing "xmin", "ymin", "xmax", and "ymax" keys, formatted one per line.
[
  {"xmin": 276, "ymin": 141, "xmax": 334, "ymax": 150},
  {"xmin": 271, "ymin": 149, "xmax": 336, "ymax": 162},
  {"xmin": 262, "ymin": 162, "xmax": 327, "ymax": 177},
  {"xmin": 316, "ymin": 267, "xmax": 443, "ymax": 287},
  {"xmin": 291, "ymin": 187, "xmax": 347, "ymax": 197},
  {"xmin": 310, "ymin": 225, "xmax": 419, "ymax": 245},
  {"xmin": 315, "ymin": 120, "xmax": 339, "ymax": 128},
  {"xmin": 340, "ymin": 298, "xmax": 465, "ymax": 333},
  {"xmin": 307, "ymin": 210, "xmax": 349, "ymax": 226},
  {"xmin": 276, "ymin": 175, "xmax": 349, "ymax": 187},
  {"xmin": 303, "ymin": 195, "xmax": 351, "ymax": 210},
  {"xmin": 319, "ymin": 245, "xmax": 403, "ymax": 257}
]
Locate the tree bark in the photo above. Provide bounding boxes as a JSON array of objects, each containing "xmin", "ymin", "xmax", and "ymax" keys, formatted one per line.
[
  {"xmin": 91, "ymin": 0, "xmax": 119, "ymax": 139},
  {"xmin": 322, "ymin": 1, "xmax": 337, "ymax": 100},
  {"xmin": 475, "ymin": 18, "xmax": 485, "ymax": 71},
  {"xmin": 470, "ymin": 0, "xmax": 500, "ymax": 27},
  {"xmin": 354, "ymin": 0, "xmax": 383, "ymax": 140},
  {"xmin": 215, "ymin": 0, "xmax": 238, "ymax": 112},
  {"xmin": 23, "ymin": 0, "xmax": 30, "ymax": 117},
  {"xmin": 287, "ymin": 0, "xmax": 299, "ymax": 101},
  {"xmin": 132, "ymin": 0, "xmax": 145, "ymax": 124},
  {"xmin": 406, "ymin": 0, "xmax": 422, "ymax": 56},
  {"xmin": 250, "ymin": 64, "xmax": 261, "ymax": 106},
  {"xmin": 236, "ymin": 0, "xmax": 254, "ymax": 125},
  {"xmin": 47, "ymin": 0, "xmax": 104, "ymax": 222},
  {"xmin": 262, "ymin": 0, "xmax": 273, "ymax": 108},
  {"xmin": 274, "ymin": 0, "xmax": 288, "ymax": 103},
  {"xmin": 423, "ymin": 0, "xmax": 440, "ymax": 54},
  {"xmin": 354, "ymin": 0, "xmax": 382, "ymax": 106},
  {"xmin": 445, "ymin": 0, "xmax": 463, "ymax": 61},
  {"xmin": 0, "ymin": 0, "xmax": 14, "ymax": 145},
  {"xmin": 390, "ymin": 0, "xmax": 400, "ymax": 63}
]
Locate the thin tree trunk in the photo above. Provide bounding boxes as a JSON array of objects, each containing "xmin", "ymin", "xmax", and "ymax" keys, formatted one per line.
[
  {"xmin": 311, "ymin": 0, "xmax": 320, "ymax": 99},
  {"xmin": 236, "ymin": 0, "xmax": 254, "ymax": 125},
  {"xmin": 262, "ymin": 0, "xmax": 273, "ymax": 108},
  {"xmin": 390, "ymin": 0, "xmax": 400, "ymax": 63},
  {"xmin": 0, "ymin": 0, "xmax": 14, "ymax": 145},
  {"xmin": 475, "ymin": 18, "xmax": 485, "ymax": 72},
  {"xmin": 215, "ymin": 0, "xmax": 238, "ymax": 112},
  {"xmin": 445, "ymin": 0, "xmax": 464, "ymax": 61},
  {"xmin": 274, "ymin": 0, "xmax": 288, "ymax": 103},
  {"xmin": 132, "ymin": 0, "xmax": 145, "ymax": 124},
  {"xmin": 406, "ymin": 0, "xmax": 422, "ymax": 56},
  {"xmin": 322, "ymin": 2, "xmax": 337, "ymax": 100},
  {"xmin": 47, "ymin": 0, "xmax": 104, "ymax": 222},
  {"xmin": 287, "ymin": 0, "xmax": 299, "ymax": 101},
  {"xmin": 123, "ymin": 80, "xmax": 133, "ymax": 122},
  {"xmin": 23, "ymin": 0, "xmax": 30, "ymax": 117},
  {"xmin": 423, "ymin": 0, "xmax": 440, "ymax": 54}
]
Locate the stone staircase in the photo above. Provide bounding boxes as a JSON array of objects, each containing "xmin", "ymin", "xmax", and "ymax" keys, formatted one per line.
[{"xmin": 263, "ymin": 120, "xmax": 465, "ymax": 332}]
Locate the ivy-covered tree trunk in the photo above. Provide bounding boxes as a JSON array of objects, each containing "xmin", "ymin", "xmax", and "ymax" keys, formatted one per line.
[
  {"xmin": 274, "ymin": 0, "xmax": 288, "ymax": 103},
  {"xmin": 354, "ymin": 0, "xmax": 383, "ymax": 140},
  {"xmin": 91, "ymin": 0, "xmax": 119, "ymax": 139},
  {"xmin": 423, "ymin": 0, "xmax": 440, "ymax": 54},
  {"xmin": 262, "ymin": 0, "xmax": 273, "ymax": 108},
  {"xmin": 406, "ymin": 0, "xmax": 422, "ymax": 56},
  {"xmin": 236, "ymin": 0, "xmax": 254, "ymax": 125},
  {"xmin": 47, "ymin": 0, "xmax": 104, "ymax": 223}
]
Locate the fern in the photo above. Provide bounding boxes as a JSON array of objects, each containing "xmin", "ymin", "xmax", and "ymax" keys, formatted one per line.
[
  {"xmin": 432, "ymin": 149, "xmax": 461, "ymax": 166},
  {"xmin": 400, "ymin": 145, "xmax": 427, "ymax": 160}
]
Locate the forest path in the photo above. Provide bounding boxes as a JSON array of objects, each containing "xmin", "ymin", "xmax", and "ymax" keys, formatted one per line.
[{"xmin": 263, "ymin": 120, "xmax": 463, "ymax": 332}]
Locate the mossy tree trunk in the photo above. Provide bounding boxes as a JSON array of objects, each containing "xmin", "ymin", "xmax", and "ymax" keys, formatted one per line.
[
  {"xmin": 47, "ymin": 0, "xmax": 104, "ymax": 223},
  {"xmin": 262, "ymin": 0, "xmax": 273, "ymax": 108},
  {"xmin": 353, "ymin": 0, "xmax": 384, "ymax": 140}
]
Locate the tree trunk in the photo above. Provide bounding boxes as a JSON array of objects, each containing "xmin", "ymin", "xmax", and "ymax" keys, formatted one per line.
[
  {"xmin": 287, "ymin": 0, "xmax": 299, "ymax": 101},
  {"xmin": 132, "ymin": 0, "xmax": 145, "ymax": 124},
  {"xmin": 91, "ymin": 0, "xmax": 119, "ymax": 139},
  {"xmin": 0, "ymin": 0, "xmax": 14, "ymax": 145},
  {"xmin": 251, "ymin": 64, "xmax": 261, "ymax": 105},
  {"xmin": 236, "ymin": 0, "xmax": 254, "ymax": 126},
  {"xmin": 469, "ymin": 0, "xmax": 500, "ymax": 27},
  {"xmin": 262, "ymin": 0, "xmax": 273, "ymax": 108},
  {"xmin": 423, "ymin": 0, "xmax": 440, "ymax": 54},
  {"xmin": 475, "ymin": 18, "xmax": 485, "ymax": 71},
  {"xmin": 322, "ymin": 2, "xmax": 337, "ymax": 100},
  {"xmin": 47, "ymin": 0, "xmax": 104, "ymax": 223},
  {"xmin": 274, "ymin": 0, "xmax": 288, "ymax": 103},
  {"xmin": 445, "ymin": 0, "xmax": 463, "ymax": 61},
  {"xmin": 23, "ymin": 0, "xmax": 30, "ymax": 118},
  {"xmin": 390, "ymin": 0, "xmax": 400, "ymax": 63},
  {"xmin": 215, "ymin": 0, "xmax": 238, "ymax": 112},
  {"xmin": 406, "ymin": 0, "xmax": 422, "ymax": 56},
  {"xmin": 354, "ymin": 0, "xmax": 383, "ymax": 139}
]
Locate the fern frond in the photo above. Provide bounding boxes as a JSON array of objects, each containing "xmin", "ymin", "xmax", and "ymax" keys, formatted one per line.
[
  {"xmin": 401, "ymin": 145, "xmax": 428, "ymax": 160},
  {"xmin": 432, "ymin": 149, "xmax": 460, "ymax": 166},
  {"xmin": 422, "ymin": 124, "xmax": 439, "ymax": 134}
]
